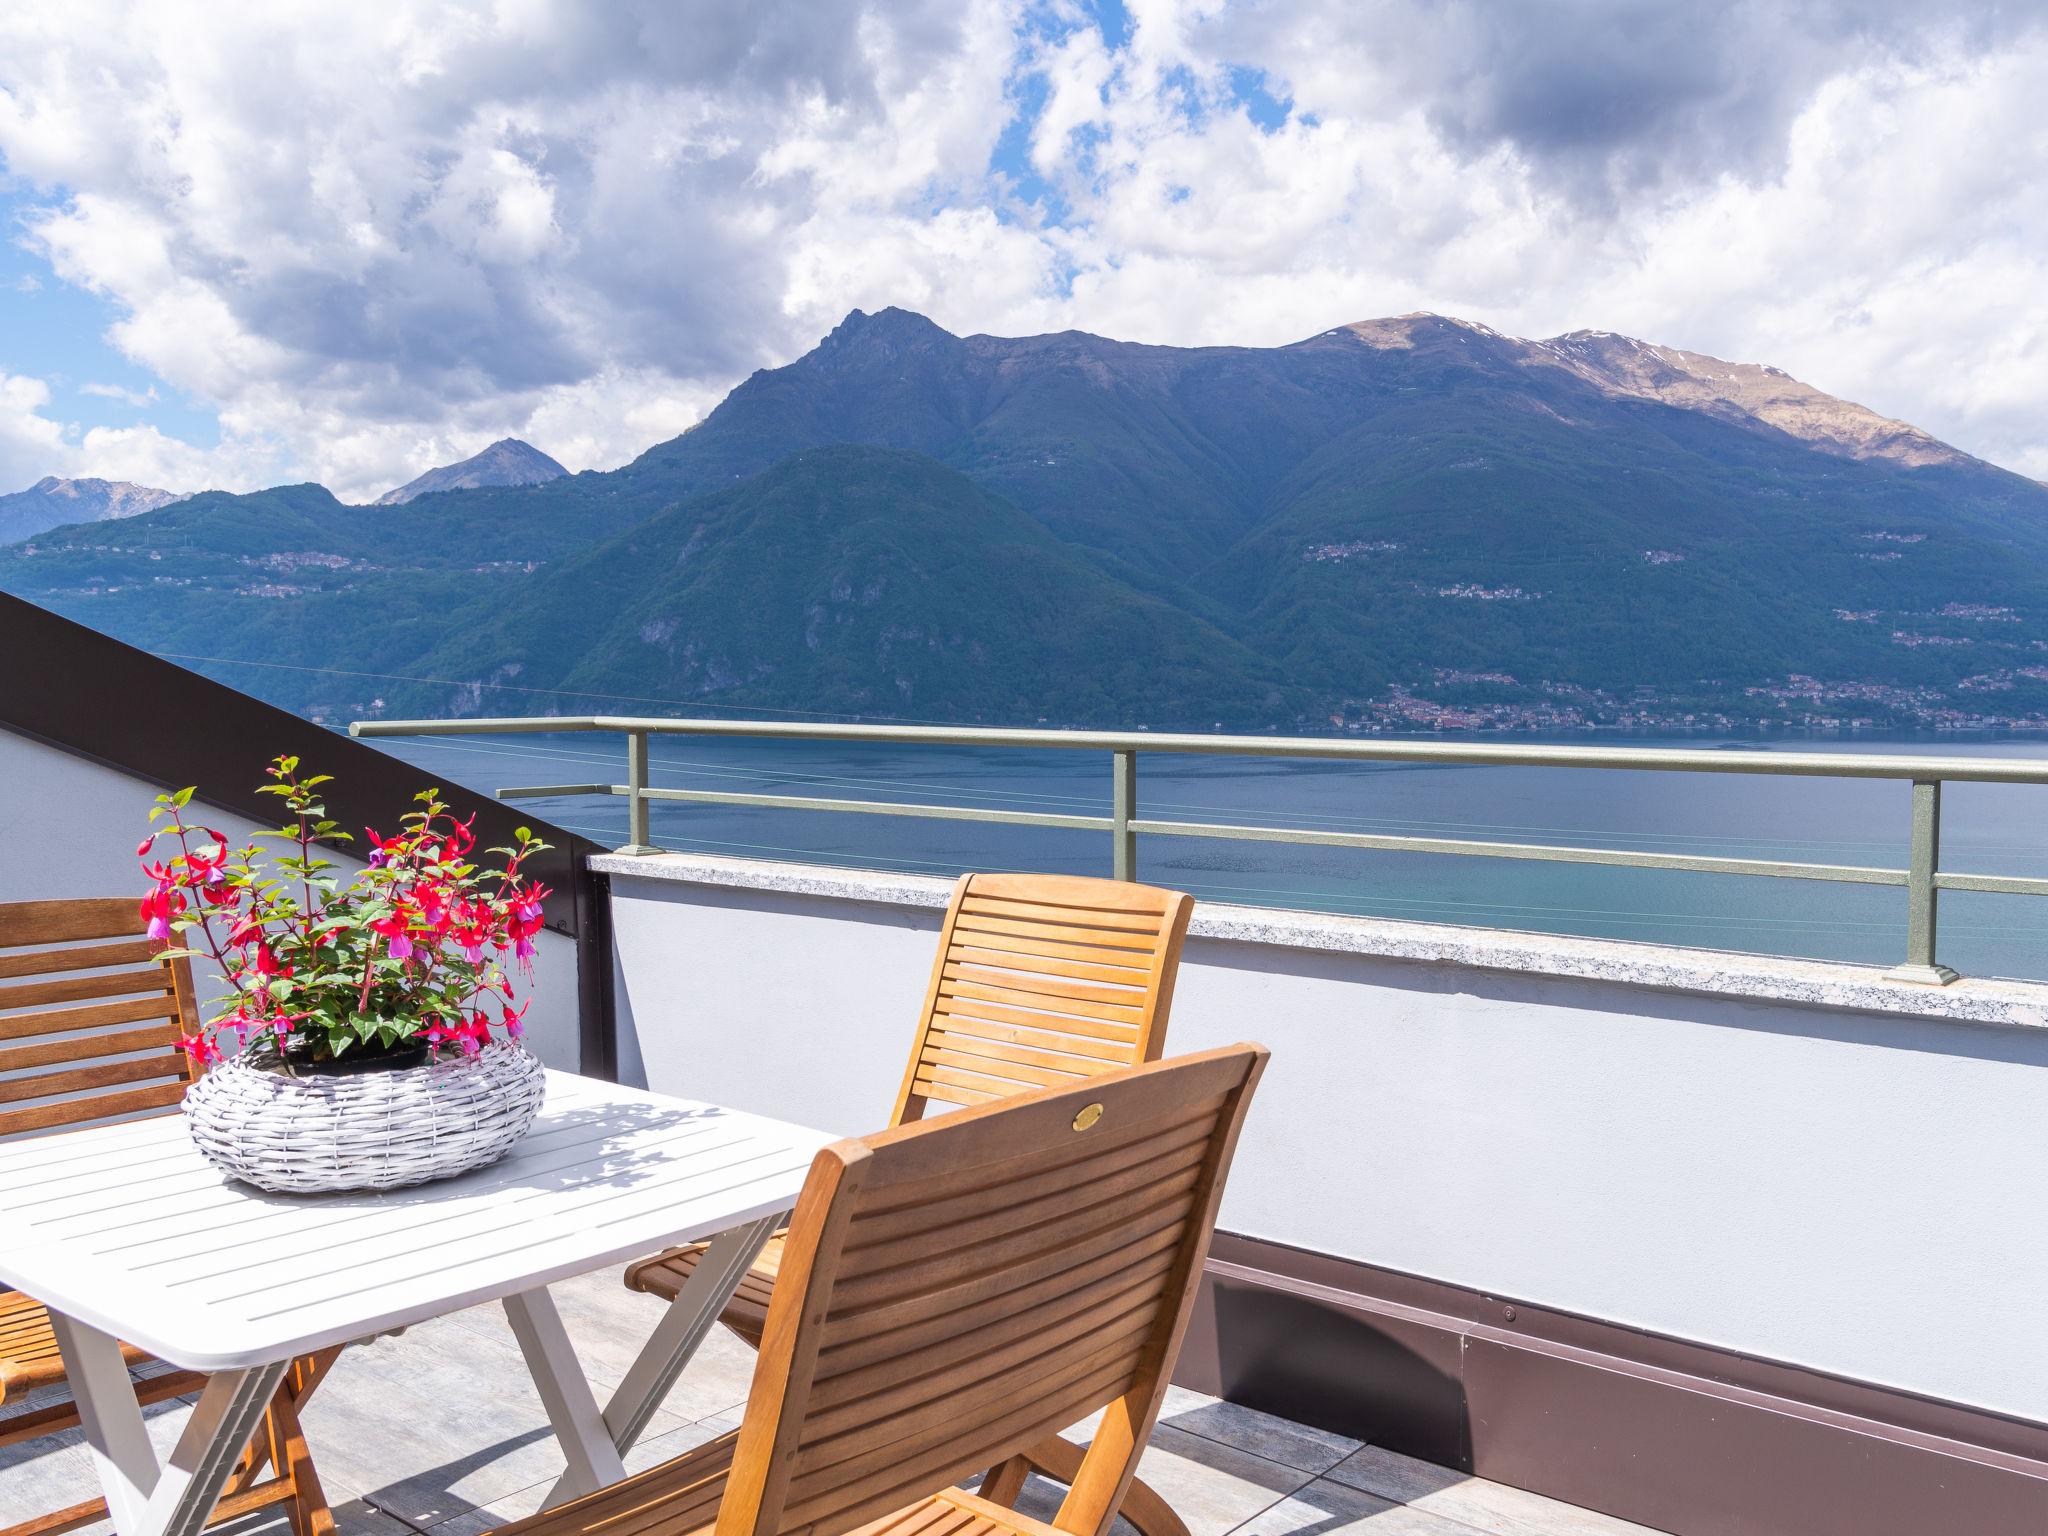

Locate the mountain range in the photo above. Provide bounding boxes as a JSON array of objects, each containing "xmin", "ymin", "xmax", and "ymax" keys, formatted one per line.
[
  {"xmin": 3, "ymin": 308, "xmax": 2044, "ymax": 732},
  {"xmin": 0, "ymin": 476, "xmax": 180, "ymax": 546}
]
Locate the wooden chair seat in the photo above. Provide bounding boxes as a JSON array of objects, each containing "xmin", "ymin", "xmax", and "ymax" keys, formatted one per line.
[
  {"xmin": 0, "ymin": 1290, "xmax": 154, "ymax": 1404},
  {"xmin": 491, "ymin": 1425, "xmax": 1061, "ymax": 1536},
  {"xmin": 496, "ymin": 1426, "xmax": 737, "ymax": 1536},
  {"xmin": 624, "ymin": 1236, "xmax": 783, "ymax": 1347}
]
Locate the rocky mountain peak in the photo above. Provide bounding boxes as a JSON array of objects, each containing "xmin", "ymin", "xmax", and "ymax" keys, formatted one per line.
[{"xmin": 374, "ymin": 438, "xmax": 567, "ymax": 505}]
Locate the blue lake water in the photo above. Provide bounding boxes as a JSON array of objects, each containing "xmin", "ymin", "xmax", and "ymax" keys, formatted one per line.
[{"xmin": 376, "ymin": 731, "xmax": 2048, "ymax": 983}]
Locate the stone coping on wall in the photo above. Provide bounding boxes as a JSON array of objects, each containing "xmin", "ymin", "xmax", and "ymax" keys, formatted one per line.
[{"xmin": 589, "ymin": 850, "xmax": 2048, "ymax": 1031}]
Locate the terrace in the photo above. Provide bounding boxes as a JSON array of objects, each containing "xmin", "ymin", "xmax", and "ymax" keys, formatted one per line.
[{"xmin": 4, "ymin": 595, "xmax": 2047, "ymax": 1536}]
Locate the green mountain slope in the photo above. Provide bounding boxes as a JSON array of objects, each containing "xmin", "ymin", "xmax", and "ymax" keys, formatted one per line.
[
  {"xmin": 1213, "ymin": 352, "xmax": 2048, "ymax": 706},
  {"xmin": 383, "ymin": 445, "xmax": 1293, "ymax": 726}
]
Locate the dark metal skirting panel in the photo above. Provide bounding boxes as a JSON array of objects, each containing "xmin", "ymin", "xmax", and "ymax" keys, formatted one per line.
[
  {"xmin": 0, "ymin": 593, "xmax": 618, "ymax": 1078},
  {"xmin": 1179, "ymin": 1232, "xmax": 2048, "ymax": 1536}
]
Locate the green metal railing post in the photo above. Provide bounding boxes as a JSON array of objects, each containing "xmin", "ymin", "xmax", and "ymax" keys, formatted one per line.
[
  {"xmin": 1887, "ymin": 778, "xmax": 1957, "ymax": 985},
  {"xmin": 1112, "ymin": 750, "xmax": 1137, "ymax": 881},
  {"xmin": 618, "ymin": 730, "xmax": 657, "ymax": 855}
]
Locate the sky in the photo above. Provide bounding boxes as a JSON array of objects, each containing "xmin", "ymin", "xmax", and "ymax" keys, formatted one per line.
[{"xmin": 0, "ymin": 0, "xmax": 2042, "ymax": 503}]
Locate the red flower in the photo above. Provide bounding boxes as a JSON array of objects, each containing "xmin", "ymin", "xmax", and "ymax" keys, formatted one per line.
[
  {"xmin": 176, "ymin": 1032, "xmax": 220, "ymax": 1066},
  {"xmin": 185, "ymin": 840, "xmax": 231, "ymax": 887},
  {"xmin": 139, "ymin": 877, "xmax": 185, "ymax": 943},
  {"xmin": 368, "ymin": 909, "xmax": 416, "ymax": 962}
]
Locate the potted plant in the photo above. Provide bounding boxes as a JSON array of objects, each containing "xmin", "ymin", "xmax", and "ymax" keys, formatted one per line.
[{"xmin": 142, "ymin": 755, "xmax": 552, "ymax": 1193}]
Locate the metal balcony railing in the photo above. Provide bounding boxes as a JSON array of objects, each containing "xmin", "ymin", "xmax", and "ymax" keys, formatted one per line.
[{"xmin": 350, "ymin": 715, "xmax": 2048, "ymax": 985}]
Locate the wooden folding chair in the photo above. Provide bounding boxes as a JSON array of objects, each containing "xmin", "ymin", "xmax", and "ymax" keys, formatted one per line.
[
  {"xmin": 623, "ymin": 871, "xmax": 1197, "ymax": 1535},
  {"xmin": 0, "ymin": 898, "xmax": 339, "ymax": 1536},
  {"xmin": 496, "ymin": 1041, "xmax": 1267, "ymax": 1536}
]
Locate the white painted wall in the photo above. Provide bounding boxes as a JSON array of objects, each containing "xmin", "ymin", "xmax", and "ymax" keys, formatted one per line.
[
  {"xmin": 607, "ymin": 867, "xmax": 2048, "ymax": 1427},
  {"xmin": 0, "ymin": 727, "xmax": 581, "ymax": 1070}
]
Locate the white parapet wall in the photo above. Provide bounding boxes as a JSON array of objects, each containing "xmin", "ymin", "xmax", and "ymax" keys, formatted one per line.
[
  {"xmin": 0, "ymin": 726, "xmax": 583, "ymax": 1071},
  {"xmin": 595, "ymin": 849, "xmax": 2048, "ymax": 1428}
]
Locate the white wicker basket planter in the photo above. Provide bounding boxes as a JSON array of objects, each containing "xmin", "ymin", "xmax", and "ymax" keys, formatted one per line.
[{"xmin": 182, "ymin": 1041, "xmax": 547, "ymax": 1194}]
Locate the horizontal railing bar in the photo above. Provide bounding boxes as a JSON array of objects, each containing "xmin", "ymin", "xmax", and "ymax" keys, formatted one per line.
[
  {"xmin": 356, "ymin": 717, "xmax": 606, "ymax": 737},
  {"xmin": 1127, "ymin": 818, "xmax": 1908, "ymax": 884},
  {"xmin": 634, "ymin": 786, "xmax": 1114, "ymax": 831},
  {"xmin": 348, "ymin": 716, "xmax": 2048, "ymax": 785},
  {"xmin": 1933, "ymin": 872, "xmax": 2048, "ymax": 897},
  {"xmin": 496, "ymin": 783, "xmax": 618, "ymax": 799}
]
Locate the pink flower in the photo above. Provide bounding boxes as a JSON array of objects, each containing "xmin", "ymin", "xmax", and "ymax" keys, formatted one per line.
[
  {"xmin": 369, "ymin": 908, "xmax": 415, "ymax": 961},
  {"xmin": 139, "ymin": 880, "xmax": 184, "ymax": 944},
  {"xmin": 176, "ymin": 1033, "xmax": 220, "ymax": 1067},
  {"xmin": 413, "ymin": 882, "xmax": 452, "ymax": 936},
  {"xmin": 186, "ymin": 840, "xmax": 230, "ymax": 887},
  {"xmin": 500, "ymin": 1000, "xmax": 527, "ymax": 1040}
]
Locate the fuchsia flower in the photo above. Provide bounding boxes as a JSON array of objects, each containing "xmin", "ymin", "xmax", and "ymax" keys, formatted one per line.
[
  {"xmin": 186, "ymin": 837, "xmax": 232, "ymax": 888},
  {"xmin": 138, "ymin": 864, "xmax": 185, "ymax": 943},
  {"xmin": 176, "ymin": 1032, "xmax": 221, "ymax": 1067},
  {"xmin": 504, "ymin": 881, "xmax": 551, "ymax": 969},
  {"xmin": 422, "ymin": 1012, "xmax": 489, "ymax": 1056},
  {"xmin": 413, "ymin": 882, "xmax": 452, "ymax": 936},
  {"xmin": 369, "ymin": 909, "xmax": 415, "ymax": 961},
  {"xmin": 450, "ymin": 914, "xmax": 493, "ymax": 965}
]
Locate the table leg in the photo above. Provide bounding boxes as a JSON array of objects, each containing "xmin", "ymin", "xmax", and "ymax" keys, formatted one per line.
[
  {"xmin": 142, "ymin": 1364, "xmax": 291, "ymax": 1536},
  {"xmin": 531, "ymin": 1211, "xmax": 783, "ymax": 1510},
  {"xmin": 46, "ymin": 1313, "xmax": 156, "ymax": 1533},
  {"xmin": 603, "ymin": 1213, "xmax": 780, "ymax": 1455},
  {"xmin": 504, "ymin": 1289, "xmax": 630, "ymax": 1507},
  {"xmin": 50, "ymin": 1308, "xmax": 288, "ymax": 1536}
]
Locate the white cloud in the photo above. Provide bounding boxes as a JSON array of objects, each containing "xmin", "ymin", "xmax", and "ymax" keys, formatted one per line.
[
  {"xmin": 78, "ymin": 380, "xmax": 159, "ymax": 406},
  {"xmin": 0, "ymin": 0, "xmax": 2042, "ymax": 498},
  {"xmin": 0, "ymin": 371, "xmax": 71, "ymax": 491},
  {"xmin": 0, "ymin": 364, "xmax": 277, "ymax": 494}
]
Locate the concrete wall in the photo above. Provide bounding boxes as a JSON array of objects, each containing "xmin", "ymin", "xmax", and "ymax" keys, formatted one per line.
[
  {"xmin": 0, "ymin": 727, "xmax": 581, "ymax": 1070},
  {"xmin": 600, "ymin": 853, "xmax": 2048, "ymax": 1428}
]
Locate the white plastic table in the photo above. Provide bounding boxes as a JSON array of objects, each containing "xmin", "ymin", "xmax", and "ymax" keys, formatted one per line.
[{"xmin": 0, "ymin": 1070, "xmax": 838, "ymax": 1536}]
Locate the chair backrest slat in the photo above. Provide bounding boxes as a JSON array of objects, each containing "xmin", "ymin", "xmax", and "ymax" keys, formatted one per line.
[
  {"xmin": 0, "ymin": 898, "xmax": 201, "ymax": 1140},
  {"xmin": 891, "ymin": 873, "xmax": 1194, "ymax": 1126},
  {"xmin": 720, "ymin": 1043, "xmax": 1266, "ymax": 1536}
]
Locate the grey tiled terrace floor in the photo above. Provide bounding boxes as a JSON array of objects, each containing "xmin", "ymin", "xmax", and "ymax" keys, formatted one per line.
[{"xmin": 1, "ymin": 1264, "xmax": 1666, "ymax": 1536}]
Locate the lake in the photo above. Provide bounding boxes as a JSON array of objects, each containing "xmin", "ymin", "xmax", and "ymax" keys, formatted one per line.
[{"xmin": 375, "ymin": 731, "xmax": 2048, "ymax": 983}]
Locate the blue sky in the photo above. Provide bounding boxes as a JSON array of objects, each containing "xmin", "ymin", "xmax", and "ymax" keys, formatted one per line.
[
  {"xmin": 0, "ymin": 203, "xmax": 220, "ymax": 452},
  {"xmin": 0, "ymin": 1, "xmax": 2040, "ymax": 500}
]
